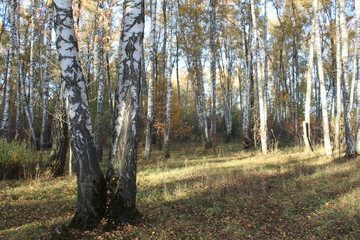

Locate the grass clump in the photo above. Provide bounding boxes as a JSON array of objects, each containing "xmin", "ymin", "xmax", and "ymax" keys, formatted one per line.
[{"xmin": 0, "ymin": 139, "xmax": 40, "ymax": 180}]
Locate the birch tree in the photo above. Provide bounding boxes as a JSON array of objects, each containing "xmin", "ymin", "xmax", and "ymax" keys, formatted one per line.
[
  {"xmin": 144, "ymin": 0, "xmax": 157, "ymax": 159},
  {"xmin": 53, "ymin": 0, "xmax": 106, "ymax": 229},
  {"xmin": 180, "ymin": 0, "xmax": 211, "ymax": 148},
  {"xmin": 107, "ymin": 0, "xmax": 144, "ymax": 225},
  {"xmin": 40, "ymin": 6, "xmax": 53, "ymax": 149},
  {"xmin": 356, "ymin": 0, "xmax": 360, "ymax": 154},
  {"xmin": 15, "ymin": 0, "xmax": 22, "ymax": 140},
  {"xmin": 338, "ymin": 0, "xmax": 355, "ymax": 157},
  {"xmin": 28, "ymin": 2, "xmax": 37, "ymax": 125},
  {"xmin": 303, "ymin": 20, "xmax": 314, "ymax": 153},
  {"xmin": 314, "ymin": 0, "xmax": 332, "ymax": 158},
  {"xmin": 0, "ymin": 0, "xmax": 15, "ymax": 139},
  {"xmin": 46, "ymin": 87, "xmax": 68, "ymax": 177},
  {"xmin": 209, "ymin": 0, "xmax": 217, "ymax": 138},
  {"xmin": 334, "ymin": 1, "xmax": 342, "ymax": 155},
  {"xmin": 95, "ymin": 0, "xmax": 106, "ymax": 161},
  {"xmin": 251, "ymin": 0, "xmax": 268, "ymax": 153},
  {"xmin": 163, "ymin": 0, "xmax": 173, "ymax": 158}
]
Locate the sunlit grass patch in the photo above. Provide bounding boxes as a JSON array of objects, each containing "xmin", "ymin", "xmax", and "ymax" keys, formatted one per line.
[{"xmin": 1, "ymin": 144, "xmax": 360, "ymax": 239}]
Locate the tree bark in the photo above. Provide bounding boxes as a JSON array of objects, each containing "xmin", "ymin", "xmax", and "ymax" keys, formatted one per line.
[
  {"xmin": 107, "ymin": 0, "xmax": 144, "ymax": 225},
  {"xmin": 40, "ymin": 6, "xmax": 53, "ymax": 149},
  {"xmin": 303, "ymin": 20, "xmax": 315, "ymax": 153},
  {"xmin": 334, "ymin": 2, "xmax": 342, "ymax": 155},
  {"xmin": 95, "ymin": 0, "xmax": 106, "ymax": 162},
  {"xmin": 15, "ymin": 0, "xmax": 22, "ymax": 140},
  {"xmin": 53, "ymin": 0, "xmax": 106, "ymax": 229},
  {"xmin": 339, "ymin": 0, "xmax": 355, "ymax": 157},
  {"xmin": 314, "ymin": 0, "xmax": 332, "ymax": 158},
  {"xmin": 210, "ymin": 0, "xmax": 217, "ymax": 138},
  {"xmin": 163, "ymin": 0, "xmax": 172, "ymax": 158},
  {"xmin": 356, "ymin": 0, "xmax": 360, "ymax": 154},
  {"xmin": 47, "ymin": 88, "xmax": 68, "ymax": 177},
  {"xmin": 144, "ymin": 0, "xmax": 157, "ymax": 159},
  {"xmin": 0, "ymin": 0, "xmax": 15, "ymax": 140},
  {"xmin": 251, "ymin": 0, "xmax": 267, "ymax": 154}
]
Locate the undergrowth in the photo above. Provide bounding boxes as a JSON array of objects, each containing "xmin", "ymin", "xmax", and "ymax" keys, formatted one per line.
[
  {"xmin": 0, "ymin": 139, "xmax": 40, "ymax": 180},
  {"xmin": 0, "ymin": 144, "xmax": 359, "ymax": 239}
]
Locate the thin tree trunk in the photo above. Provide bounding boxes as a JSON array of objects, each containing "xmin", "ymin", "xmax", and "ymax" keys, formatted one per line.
[
  {"xmin": 95, "ymin": 0, "xmax": 106, "ymax": 162},
  {"xmin": 210, "ymin": 0, "xmax": 217, "ymax": 138},
  {"xmin": 314, "ymin": 0, "xmax": 332, "ymax": 158},
  {"xmin": 40, "ymin": 6, "xmax": 53, "ymax": 149},
  {"xmin": 356, "ymin": 0, "xmax": 360, "ymax": 154},
  {"xmin": 194, "ymin": 58, "xmax": 211, "ymax": 147},
  {"xmin": 334, "ymin": 3, "xmax": 342, "ymax": 155},
  {"xmin": 144, "ymin": 0, "xmax": 157, "ymax": 159},
  {"xmin": 0, "ymin": 0, "xmax": 15, "ymax": 140},
  {"xmin": 163, "ymin": 0, "xmax": 172, "ymax": 158},
  {"xmin": 46, "ymin": 87, "xmax": 68, "ymax": 177},
  {"xmin": 107, "ymin": 0, "xmax": 144, "ymax": 225},
  {"xmin": 15, "ymin": 1, "xmax": 22, "ymax": 140},
  {"xmin": 339, "ymin": 0, "xmax": 355, "ymax": 157},
  {"xmin": 20, "ymin": 65, "xmax": 37, "ymax": 146},
  {"xmin": 303, "ymin": 21, "xmax": 314, "ymax": 153},
  {"xmin": 251, "ymin": 0, "xmax": 267, "ymax": 154},
  {"xmin": 28, "ymin": 4, "xmax": 36, "ymax": 125},
  {"xmin": 53, "ymin": 0, "xmax": 106, "ymax": 229},
  {"xmin": 241, "ymin": 26, "xmax": 251, "ymax": 147}
]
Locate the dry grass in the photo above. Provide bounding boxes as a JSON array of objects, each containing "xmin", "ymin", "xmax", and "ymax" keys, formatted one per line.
[{"xmin": 1, "ymin": 144, "xmax": 360, "ymax": 239}]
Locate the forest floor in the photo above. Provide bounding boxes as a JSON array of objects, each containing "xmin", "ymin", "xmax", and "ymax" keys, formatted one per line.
[{"xmin": 1, "ymin": 143, "xmax": 360, "ymax": 239}]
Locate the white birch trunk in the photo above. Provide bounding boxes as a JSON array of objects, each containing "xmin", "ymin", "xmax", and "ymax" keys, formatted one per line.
[
  {"xmin": 144, "ymin": 0, "xmax": 157, "ymax": 159},
  {"xmin": 356, "ymin": 0, "xmax": 360, "ymax": 154},
  {"xmin": 334, "ymin": 3, "xmax": 342, "ymax": 155},
  {"xmin": 15, "ymin": 1, "xmax": 22, "ymax": 140},
  {"xmin": 107, "ymin": 0, "xmax": 144, "ymax": 225},
  {"xmin": 251, "ymin": 0, "xmax": 267, "ymax": 154},
  {"xmin": 40, "ymin": 6, "xmax": 53, "ymax": 149},
  {"xmin": 95, "ymin": 0, "xmax": 106, "ymax": 162},
  {"xmin": 303, "ymin": 21, "xmax": 314, "ymax": 153},
  {"xmin": 20, "ymin": 65, "xmax": 37, "ymax": 146},
  {"xmin": 339, "ymin": 0, "xmax": 355, "ymax": 157},
  {"xmin": 0, "ymin": 0, "xmax": 15, "ymax": 139},
  {"xmin": 163, "ymin": 0, "xmax": 173, "ymax": 158},
  {"xmin": 210, "ymin": 0, "xmax": 217, "ymax": 137},
  {"xmin": 53, "ymin": 0, "xmax": 106, "ymax": 229},
  {"xmin": 28, "ymin": 4, "xmax": 36, "ymax": 124},
  {"xmin": 314, "ymin": 0, "xmax": 332, "ymax": 158}
]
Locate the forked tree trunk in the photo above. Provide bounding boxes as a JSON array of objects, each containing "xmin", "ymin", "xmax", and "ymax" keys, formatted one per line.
[
  {"xmin": 144, "ymin": 0, "xmax": 157, "ymax": 159},
  {"xmin": 53, "ymin": 0, "xmax": 106, "ymax": 229},
  {"xmin": 303, "ymin": 21, "xmax": 315, "ymax": 153},
  {"xmin": 107, "ymin": 0, "xmax": 144, "ymax": 225},
  {"xmin": 314, "ymin": 0, "xmax": 332, "ymax": 158}
]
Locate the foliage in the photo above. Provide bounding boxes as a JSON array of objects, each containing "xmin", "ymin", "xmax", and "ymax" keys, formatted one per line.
[{"xmin": 0, "ymin": 139, "xmax": 40, "ymax": 180}]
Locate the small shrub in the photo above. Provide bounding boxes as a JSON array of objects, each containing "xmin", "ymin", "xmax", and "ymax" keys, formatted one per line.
[{"xmin": 0, "ymin": 139, "xmax": 39, "ymax": 180}]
